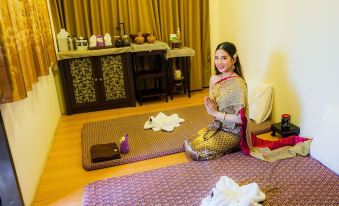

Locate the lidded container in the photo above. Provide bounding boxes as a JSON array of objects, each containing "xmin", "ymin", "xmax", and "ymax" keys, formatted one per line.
[
  {"xmin": 57, "ymin": 28, "xmax": 69, "ymax": 52},
  {"xmin": 281, "ymin": 114, "xmax": 291, "ymax": 130}
]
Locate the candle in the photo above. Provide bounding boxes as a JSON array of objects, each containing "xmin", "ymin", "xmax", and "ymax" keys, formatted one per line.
[
  {"xmin": 174, "ymin": 70, "xmax": 182, "ymax": 80},
  {"xmin": 281, "ymin": 114, "xmax": 291, "ymax": 130}
]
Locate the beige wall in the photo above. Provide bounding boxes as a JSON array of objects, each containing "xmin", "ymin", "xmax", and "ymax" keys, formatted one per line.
[
  {"xmin": 0, "ymin": 68, "xmax": 61, "ymax": 205},
  {"xmin": 210, "ymin": 0, "xmax": 339, "ymax": 136}
]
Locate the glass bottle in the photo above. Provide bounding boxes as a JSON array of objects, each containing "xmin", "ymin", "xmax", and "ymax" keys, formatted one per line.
[
  {"xmin": 176, "ymin": 28, "xmax": 181, "ymax": 41},
  {"xmin": 67, "ymin": 36, "xmax": 74, "ymax": 51},
  {"xmin": 73, "ymin": 36, "xmax": 78, "ymax": 50}
]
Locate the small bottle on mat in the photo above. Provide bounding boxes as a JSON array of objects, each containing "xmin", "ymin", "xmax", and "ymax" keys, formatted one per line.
[{"xmin": 119, "ymin": 133, "xmax": 130, "ymax": 154}]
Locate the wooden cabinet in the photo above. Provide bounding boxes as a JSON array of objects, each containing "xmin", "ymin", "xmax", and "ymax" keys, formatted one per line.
[{"xmin": 58, "ymin": 52, "xmax": 135, "ymax": 114}]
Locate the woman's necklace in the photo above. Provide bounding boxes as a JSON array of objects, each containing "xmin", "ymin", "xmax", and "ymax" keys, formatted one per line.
[{"xmin": 218, "ymin": 72, "xmax": 235, "ymax": 82}]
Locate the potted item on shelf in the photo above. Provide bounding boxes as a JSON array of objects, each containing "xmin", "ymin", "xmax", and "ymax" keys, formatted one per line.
[
  {"xmin": 134, "ymin": 32, "xmax": 145, "ymax": 44},
  {"xmin": 147, "ymin": 32, "xmax": 156, "ymax": 43},
  {"xmin": 130, "ymin": 33, "xmax": 150, "ymax": 44}
]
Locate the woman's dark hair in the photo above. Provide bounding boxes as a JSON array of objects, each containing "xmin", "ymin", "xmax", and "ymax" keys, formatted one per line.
[{"xmin": 215, "ymin": 42, "xmax": 244, "ymax": 79}]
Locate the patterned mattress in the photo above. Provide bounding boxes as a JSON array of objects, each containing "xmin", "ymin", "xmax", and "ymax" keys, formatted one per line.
[
  {"xmin": 83, "ymin": 152, "xmax": 339, "ymax": 205},
  {"xmin": 82, "ymin": 104, "xmax": 272, "ymax": 170}
]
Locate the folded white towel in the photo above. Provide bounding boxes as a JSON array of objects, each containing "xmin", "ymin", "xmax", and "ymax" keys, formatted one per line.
[
  {"xmin": 201, "ymin": 176, "xmax": 265, "ymax": 206},
  {"xmin": 143, "ymin": 112, "xmax": 185, "ymax": 132}
]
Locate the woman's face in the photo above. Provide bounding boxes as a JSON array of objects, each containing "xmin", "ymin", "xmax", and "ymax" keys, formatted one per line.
[{"xmin": 214, "ymin": 49, "xmax": 235, "ymax": 73}]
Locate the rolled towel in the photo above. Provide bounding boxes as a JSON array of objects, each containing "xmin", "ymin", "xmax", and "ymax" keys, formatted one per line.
[{"xmin": 201, "ymin": 176, "xmax": 265, "ymax": 206}]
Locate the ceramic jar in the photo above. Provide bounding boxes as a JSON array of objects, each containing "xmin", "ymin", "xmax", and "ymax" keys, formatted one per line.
[
  {"xmin": 147, "ymin": 32, "xmax": 156, "ymax": 43},
  {"xmin": 134, "ymin": 32, "xmax": 145, "ymax": 44}
]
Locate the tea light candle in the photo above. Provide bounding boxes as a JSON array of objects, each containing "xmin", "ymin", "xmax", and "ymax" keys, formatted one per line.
[{"xmin": 174, "ymin": 69, "xmax": 182, "ymax": 80}]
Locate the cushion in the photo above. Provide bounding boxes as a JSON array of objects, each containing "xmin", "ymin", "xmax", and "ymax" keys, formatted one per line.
[
  {"xmin": 247, "ymin": 80, "xmax": 273, "ymax": 123},
  {"xmin": 310, "ymin": 104, "xmax": 339, "ymax": 175}
]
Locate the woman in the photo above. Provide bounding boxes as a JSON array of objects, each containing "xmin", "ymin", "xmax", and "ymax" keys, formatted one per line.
[
  {"xmin": 184, "ymin": 42, "xmax": 311, "ymax": 161},
  {"xmin": 184, "ymin": 42, "xmax": 247, "ymax": 160}
]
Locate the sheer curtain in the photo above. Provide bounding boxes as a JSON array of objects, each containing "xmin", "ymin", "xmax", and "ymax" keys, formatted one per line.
[
  {"xmin": 50, "ymin": 0, "xmax": 210, "ymax": 90},
  {"xmin": 0, "ymin": 0, "xmax": 56, "ymax": 103}
]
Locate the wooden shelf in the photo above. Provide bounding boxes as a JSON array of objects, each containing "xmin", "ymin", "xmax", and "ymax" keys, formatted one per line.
[
  {"xmin": 133, "ymin": 50, "xmax": 168, "ymax": 105},
  {"xmin": 138, "ymin": 88, "xmax": 166, "ymax": 98},
  {"xmin": 138, "ymin": 69, "xmax": 165, "ymax": 79}
]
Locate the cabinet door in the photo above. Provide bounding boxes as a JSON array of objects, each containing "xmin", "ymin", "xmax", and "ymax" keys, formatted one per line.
[
  {"xmin": 67, "ymin": 57, "xmax": 101, "ymax": 109},
  {"xmin": 98, "ymin": 53, "xmax": 135, "ymax": 106}
]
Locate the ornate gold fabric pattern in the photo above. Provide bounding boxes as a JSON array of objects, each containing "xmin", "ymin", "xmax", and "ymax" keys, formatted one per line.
[
  {"xmin": 70, "ymin": 58, "xmax": 96, "ymax": 104},
  {"xmin": 184, "ymin": 77, "xmax": 247, "ymax": 161},
  {"xmin": 213, "ymin": 77, "xmax": 247, "ymax": 129},
  {"xmin": 100, "ymin": 55, "xmax": 126, "ymax": 100},
  {"xmin": 213, "ymin": 78, "xmax": 246, "ymax": 112}
]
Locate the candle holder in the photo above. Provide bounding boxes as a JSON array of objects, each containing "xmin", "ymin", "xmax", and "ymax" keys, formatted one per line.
[{"xmin": 281, "ymin": 114, "xmax": 291, "ymax": 130}]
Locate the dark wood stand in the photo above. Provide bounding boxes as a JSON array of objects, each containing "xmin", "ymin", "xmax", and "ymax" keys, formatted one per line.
[
  {"xmin": 167, "ymin": 57, "xmax": 191, "ymax": 99},
  {"xmin": 132, "ymin": 50, "xmax": 168, "ymax": 106},
  {"xmin": 271, "ymin": 122, "xmax": 300, "ymax": 137}
]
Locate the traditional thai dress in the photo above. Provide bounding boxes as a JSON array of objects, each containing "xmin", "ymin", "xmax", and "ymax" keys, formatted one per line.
[
  {"xmin": 184, "ymin": 76, "xmax": 247, "ymax": 160},
  {"xmin": 184, "ymin": 76, "xmax": 311, "ymax": 161}
]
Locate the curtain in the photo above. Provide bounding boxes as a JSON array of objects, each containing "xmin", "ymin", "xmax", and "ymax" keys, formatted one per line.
[
  {"xmin": 0, "ymin": 0, "xmax": 56, "ymax": 103},
  {"xmin": 50, "ymin": 0, "xmax": 210, "ymax": 89}
]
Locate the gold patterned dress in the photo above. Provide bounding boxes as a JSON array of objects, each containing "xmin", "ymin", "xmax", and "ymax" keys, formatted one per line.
[{"xmin": 184, "ymin": 76, "xmax": 247, "ymax": 161}]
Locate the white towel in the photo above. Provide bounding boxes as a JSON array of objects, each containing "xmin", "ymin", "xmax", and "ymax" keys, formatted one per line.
[
  {"xmin": 201, "ymin": 176, "xmax": 266, "ymax": 206},
  {"xmin": 143, "ymin": 112, "xmax": 185, "ymax": 132}
]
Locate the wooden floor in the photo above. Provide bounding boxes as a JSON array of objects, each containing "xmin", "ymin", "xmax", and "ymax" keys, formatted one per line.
[
  {"xmin": 33, "ymin": 90, "xmax": 209, "ymax": 205},
  {"xmin": 32, "ymin": 89, "xmax": 275, "ymax": 206}
]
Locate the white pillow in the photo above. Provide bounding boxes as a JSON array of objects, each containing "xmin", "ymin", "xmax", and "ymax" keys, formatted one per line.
[
  {"xmin": 247, "ymin": 80, "xmax": 273, "ymax": 123},
  {"xmin": 310, "ymin": 104, "xmax": 339, "ymax": 175}
]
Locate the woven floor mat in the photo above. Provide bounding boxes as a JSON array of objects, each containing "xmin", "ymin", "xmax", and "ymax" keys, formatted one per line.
[
  {"xmin": 81, "ymin": 104, "xmax": 272, "ymax": 170},
  {"xmin": 82, "ymin": 152, "xmax": 339, "ymax": 205}
]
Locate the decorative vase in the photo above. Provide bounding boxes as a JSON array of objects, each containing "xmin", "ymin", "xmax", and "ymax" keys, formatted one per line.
[
  {"xmin": 134, "ymin": 32, "xmax": 145, "ymax": 44},
  {"xmin": 119, "ymin": 133, "xmax": 130, "ymax": 154},
  {"xmin": 122, "ymin": 35, "xmax": 130, "ymax": 46},
  {"xmin": 147, "ymin": 32, "xmax": 156, "ymax": 43}
]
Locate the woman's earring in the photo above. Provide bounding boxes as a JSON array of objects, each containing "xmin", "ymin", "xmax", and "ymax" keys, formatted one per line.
[{"xmin": 230, "ymin": 65, "xmax": 235, "ymax": 71}]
